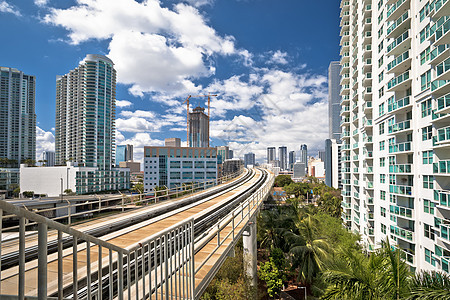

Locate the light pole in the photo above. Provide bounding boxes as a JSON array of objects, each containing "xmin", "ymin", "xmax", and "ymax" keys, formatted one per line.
[{"xmin": 60, "ymin": 178, "xmax": 63, "ymax": 202}]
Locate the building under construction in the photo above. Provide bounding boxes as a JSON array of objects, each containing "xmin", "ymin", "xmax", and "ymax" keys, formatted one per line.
[{"xmin": 189, "ymin": 106, "xmax": 209, "ymax": 148}]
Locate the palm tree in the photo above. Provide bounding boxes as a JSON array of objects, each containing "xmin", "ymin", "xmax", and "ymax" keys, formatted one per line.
[
  {"xmin": 407, "ymin": 271, "xmax": 450, "ymax": 300},
  {"xmin": 285, "ymin": 214, "xmax": 331, "ymax": 284}
]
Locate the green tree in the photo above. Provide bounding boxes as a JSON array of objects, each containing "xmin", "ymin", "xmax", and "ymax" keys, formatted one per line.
[
  {"xmin": 316, "ymin": 192, "xmax": 342, "ymax": 218},
  {"xmin": 64, "ymin": 189, "xmax": 75, "ymax": 195},
  {"xmin": 259, "ymin": 258, "xmax": 284, "ymax": 298},
  {"xmin": 131, "ymin": 183, "xmax": 144, "ymax": 194},
  {"xmin": 22, "ymin": 159, "xmax": 36, "ymax": 166},
  {"xmin": 23, "ymin": 191, "xmax": 34, "ymax": 198},
  {"xmin": 407, "ymin": 271, "xmax": 450, "ymax": 300},
  {"xmin": 274, "ymin": 175, "xmax": 293, "ymax": 187}
]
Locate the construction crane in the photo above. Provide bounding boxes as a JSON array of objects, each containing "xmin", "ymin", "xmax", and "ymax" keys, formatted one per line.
[{"xmin": 182, "ymin": 94, "xmax": 218, "ymax": 147}]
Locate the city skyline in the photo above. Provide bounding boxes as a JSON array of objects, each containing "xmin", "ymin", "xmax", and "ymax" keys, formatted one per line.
[{"xmin": 0, "ymin": 0, "xmax": 341, "ymax": 164}]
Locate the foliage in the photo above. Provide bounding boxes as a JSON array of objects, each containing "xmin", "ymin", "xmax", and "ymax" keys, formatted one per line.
[
  {"xmin": 13, "ymin": 186, "xmax": 20, "ymax": 197},
  {"xmin": 22, "ymin": 191, "xmax": 34, "ymax": 198},
  {"xmin": 64, "ymin": 189, "xmax": 76, "ymax": 195},
  {"xmin": 274, "ymin": 175, "xmax": 293, "ymax": 187},
  {"xmin": 21, "ymin": 159, "xmax": 36, "ymax": 166},
  {"xmin": 131, "ymin": 183, "xmax": 144, "ymax": 193},
  {"xmin": 259, "ymin": 258, "xmax": 284, "ymax": 298},
  {"xmin": 406, "ymin": 271, "xmax": 450, "ymax": 300}
]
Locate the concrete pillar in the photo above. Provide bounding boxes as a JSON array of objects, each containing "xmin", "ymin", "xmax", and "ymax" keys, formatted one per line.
[{"xmin": 243, "ymin": 216, "xmax": 257, "ymax": 287}]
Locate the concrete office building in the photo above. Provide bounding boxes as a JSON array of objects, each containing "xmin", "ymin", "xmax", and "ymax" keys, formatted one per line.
[
  {"xmin": 119, "ymin": 161, "xmax": 140, "ymax": 173},
  {"xmin": 340, "ymin": 0, "xmax": 450, "ymax": 273},
  {"xmin": 244, "ymin": 152, "xmax": 256, "ymax": 167},
  {"xmin": 143, "ymin": 146, "xmax": 217, "ymax": 191},
  {"xmin": 189, "ymin": 107, "xmax": 209, "ymax": 148},
  {"xmin": 165, "ymin": 138, "xmax": 181, "ymax": 147},
  {"xmin": 329, "ymin": 61, "xmax": 342, "ymax": 140},
  {"xmin": 25, "ymin": 54, "xmax": 130, "ymax": 195},
  {"xmin": 0, "ymin": 67, "xmax": 36, "ymax": 167},
  {"xmin": 42, "ymin": 151, "xmax": 55, "ymax": 167},
  {"xmin": 278, "ymin": 146, "xmax": 288, "ymax": 170},
  {"xmin": 288, "ymin": 151, "xmax": 296, "ymax": 170},
  {"xmin": 293, "ymin": 162, "xmax": 306, "ymax": 179},
  {"xmin": 267, "ymin": 147, "xmax": 276, "ymax": 164}
]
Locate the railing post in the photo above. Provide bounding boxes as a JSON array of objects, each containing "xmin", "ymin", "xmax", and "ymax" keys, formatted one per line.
[
  {"xmin": 217, "ymin": 223, "xmax": 220, "ymax": 245},
  {"xmin": 232, "ymin": 212, "xmax": 235, "ymax": 242},
  {"xmin": 190, "ymin": 220, "xmax": 195, "ymax": 300},
  {"xmin": 18, "ymin": 217, "xmax": 25, "ymax": 300},
  {"xmin": 38, "ymin": 223, "xmax": 48, "ymax": 300}
]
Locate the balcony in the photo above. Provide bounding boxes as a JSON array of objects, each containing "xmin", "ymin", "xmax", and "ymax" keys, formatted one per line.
[
  {"xmin": 431, "ymin": 79, "xmax": 450, "ymax": 97},
  {"xmin": 433, "ymin": 17, "xmax": 450, "ymax": 45},
  {"xmin": 390, "ymin": 225, "xmax": 414, "ymax": 242},
  {"xmin": 340, "ymin": 84, "xmax": 350, "ymax": 96},
  {"xmin": 432, "ymin": 0, "xmax": 450, "ymax": 20},
  {"xmin": 389, "ymin": 141, "xmax": 412, "ymax": 154},
  {"xmin": 386, "ymin": 0, "xmax": 409, "ymax": 22},
  {"xmin": 387, "ymin": 30, "xmax": 411, "ymax": 57},
  {"xmin": 340, "ymin": 105, "xmax": 350, "ymax": 116},
  {"xmin": 388, "ymin": 119, "xmax": 412, "ymax": 134},
  {"xmin": 430, "ymin": 44, "xmax": 450, "ymax": 66},
  {"xmin": 435, "ymin": 93, "xmax": 450, "ymax": 116},
  {"xmin": 366, "ymin": 181, "xmax": 374, "ymax": 189},
  {"xmin": 363, "ymin": 72, "xmax": 372, "ymax": 86},
  {"xmin": 386, "ymin": 11, "xmax": 411, "ymax": 39},
  {"xmin": 435, "ymin": 189, "xmax": 450, "ymax": 208},
  {"xmin": 363, "ymin": 136, "xmax": 373, "ymax": 144},
  {"xmin": 387, "ymin": 96, "xmax": 411, "ymax": 113},
  {"xmin": 390, "ymin": 204, "xmax": 414, "ymax": 219},
  {"xmin": 363, "ymin": 101, "xmax": 372, "ymax": 111},
  {"xmin": 387, "ymin": 50, "xmax": 411, "ymax": 74},
  {"xmin": 389, "ymin": 164, "xmax": 412, "ymax": 174},
  {"xmin": 433, "ymin": 160, "xmax": 450, "ymax": 175},
  {"xmin": 436, "ymin": 58, "xmax": 450, "ymax": 83},
  {"xmin": 387, "ymin": 70, "xmax": 411, "ymax": 92},
  {"xmin": 364, "ymin": 151, "xmax": 373, "ymax": 159},
  {"xmin": 389, "ymin": 184, "xmax": 413, "ymax": 196}
]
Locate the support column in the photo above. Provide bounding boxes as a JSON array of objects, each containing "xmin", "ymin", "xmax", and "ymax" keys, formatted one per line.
[{"xmin": 243, "ymin": 216, "xmax": 257, "ymax": 288}]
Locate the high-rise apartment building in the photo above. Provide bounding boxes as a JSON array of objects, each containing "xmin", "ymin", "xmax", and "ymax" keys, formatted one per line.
[
  {"xmin": 299, "ymin": 144, "xmax": 308, "ymax": 171},
  {"xmin": 329, "ymin": 61, "xmax": 342, "ymax": 140},
  {"xmin": 42, "ymin": 151, "xmax": 55, "ymax": 167},
  {"xmin": 244, "ymin": 152, "xmax": 256, "ymax": 167},
  {"xmin": 217, "ymin": 146, "xmax": 230, "ymax": 164},
  {"xmin": 340, "ymin": 0, "xmax": 450, "ymax": 273},
  {"xmin": 0, "ymin": 67, "xmax": 36, "ymax": 166},
  {"xmin": 56, "ymin": 54, "xmax": 116, "ymax": 169},
  {"xmin": 189, "ymin": 106, "xmax": 209, "ymax": 148},
  {"xmin": 267, "ymin": 147, "xmax": 276, "ymax": 164},
  {"xmin": 278, "ymin": 146, "xmax": 288, "ymax": 170},
  {"xmin": 125, "ymin": 144, "xmax": 133, "ymax": 161},
  {"xmin": 289, "ymin": 150, "xmax": 296, "ymax": 170}
]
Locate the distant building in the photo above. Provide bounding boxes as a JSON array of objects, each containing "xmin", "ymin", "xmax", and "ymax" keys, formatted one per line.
[
  {"xmin": 318, "ymin": 151, "xmax": 326, "ymax": 162},
  {"xmin": 189, "ymin": 107, "xmax": 209, "ymax": 147},
  {"xmin": 0, "ymin": 67, "xmax": 36, "ymax": 167},
  {"xmin": 42, "ymin": 151, "xmax": 55, "ymax": 167},
  {"xmin": 0, "ymin": 168, "xmax": 19, "ymax": 196},
  {"xmin": 267, "ymin": 147, "xmax": 276, "ymax": 164},
  {"xmin": 228, "ymin": 150, "xmax": 234, "ymax": 159},
  {"xmin": 328, "ymin": 61, "xmax": 341, "ymax": 141},
  {"xmin": 165, "ymin": 138, "xmax": 181, "ymax": 147},
  {"xmin": 288, "ymin": 151, "xmax": 296, "ymax": 170},
  {"xmin": 125, "ymin": 144, "xmax": 133, "ymax": 161},
  {"xmin": 116, "ymin": 144, "xmax": 133, "ymax": 165},
  {"xmin": 217, "ymin": 146, "xmax": 230, "ymax": 164},
  {"xmin": 292, "ymin": 162, "xmax": 306, "ymax": 179},
  {"xmin": 119, "ymin": 161, "xmax": 140, "ymax": 173},
  {"xmin": 244, "ymin": 152, "xmax": 256, "ymax": 167},
  {"xmin": 325, "ymin": 139, "xmax": 342, "ymax": 189},
  {"xmin": 143, "ymin": 146, "xmax": 217, "ymax": 191},
  {"xmin": 308, "ymin": 158, "xmax": 325, "ymax": 178},
  {"xmin": 223, "ymin": 159, "xmax": 243, "ymax": 176},
  {"xmin": 299, "ymin": 144, "xmax": 308, "ymax": 172},
  {"xmin": 278, "ymin": 146, "xmax": 287, "ymax": 170}
]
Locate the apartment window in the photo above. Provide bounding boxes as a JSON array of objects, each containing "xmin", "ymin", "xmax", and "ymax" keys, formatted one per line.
[
  {"xmin": 425, "ymin": 248, "xmax": 435, "ymax": 265},
  {"xmin": 420, "ymin": 46, "xmax": 431, "ymax": 65},
  {"xmin": 389, "ymin": 156, "xmax": 395, "ymax": 165},
  {"xmin": 378, "ymin": 10, "xmax": 384, "ymax": 24},
  {"xmin": 424, "ymin": 224, "xmax": 435, "ymax": 240},
  {"xmin": 378, "ymin": 0, "xmax": 383, "ymax": 9},
  {"xmin": 381, "ymin": 223, "xmax": 386, "ymax": 234},
  {"xmin": 423, "ymin": 175, "xmax": 434, "ymax": 189},
  {"xmin": 378, "ymin": 25, "xmax": 384, "ymax": 39},
  {"xmin": 379, "ymin": 87, "xmax": 385, "ymax": 98},
  {"xmin": 422, "ymin": 126, "xmax": 432, "ymax": 140},
  {"xmin": 381, "ymin": 207, "xmax": 386, "ymax": 217},
  {"xmin": 421, "ymin": 70, "xmax": 432, "ymax": 91},
  {"xmin": 423, "ymin": 150, "xmax": 433, "ymax": 164},
  {"xmin": 421, "ymin": 99, "xmax": 432, "ymax": 117},
  {"xmin": 379, "ymin": 122, "xmax": 385, "ymax": 135},
  {"xmin": 378, "ymin": 41, "xmax": 384, "ymax": 53},
  {"xmin": 380, "ymin": 174, "xmax": 386, "ymax": 184},
  {"xmin": 380, "ymin": 141, "xmax": 385, "ymax": 150},
  {"xmin": 424, "ymin": 199, "xmax": 435, "ymax": 214},
  {"xmin": 420, "ymin": 24, "xmax": 431, "ymax": 43},
  {"xmin": 420, "ymin": 2, "xmax": 432, "ymax": 22},
  {"xmin": 389, "ymin": 174, "xmax": 396, "ymax": 184},
  {"xmin": 378, "ymin": 71, "xmax": 384, "ymax": 82},
  {"xmin": 381, "ymin": 190, "xmax": 386, "ymax": 200},
  {"xmin": 379, "ymin": 103, "xmax": 385, "ymax": 116},
  {"xmin": 378, "ymin": 56, "xmax": 384, "ymax": 68},
  {"xmin": 380, "ymin": 157, "xmax": 385, "ymax": 167},
  {"xmin": 390, "ymin": 194, "xmax": 397, "ymax": 203}
]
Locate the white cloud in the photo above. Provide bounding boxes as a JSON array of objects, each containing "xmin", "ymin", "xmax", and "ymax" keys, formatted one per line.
[
  {"xmin": 268, "ymin": 50, "xmax": 288, "ymax": 65},
  {"xmin": 116, "ymin": 100, "xmax": 133, "ymax": 108},
  {"xmin": 36, "ymin": 127, "xmax": 55, "ymax": 160},
  {"xmin": 116, "ymin": 109, "xmax": 184, "ymax": 133},
  {"xmin": 0, "ymin": 1, "xmax": 21, "ymax": 16},
  {"xmin": 120, "ymin": 110, "xmax": 156, "ymax": 119},
  {"xmin": 43, "ymin": 0, "xmax": 244, "ymax": 97},
  {"xmin": 183, "ymin": 0, "xmax": 214, "ymax": 7},
  {"xmin": 116, "ymin": 132, "xmax": 164, "ymax": 169},
  {"xmin": 34, "ymin": 0, "xmax": 48, "ymax": 7}
]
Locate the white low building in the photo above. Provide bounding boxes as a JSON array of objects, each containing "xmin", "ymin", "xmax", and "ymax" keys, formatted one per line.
[{"xmin": 20, "ymin": 163, "xmax": 130, "ymax": 197}]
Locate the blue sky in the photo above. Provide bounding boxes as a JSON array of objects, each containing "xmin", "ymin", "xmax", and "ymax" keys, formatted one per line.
[{"xmin": 0, "ymin": 0, "xmax": 340, "ymax": 163}]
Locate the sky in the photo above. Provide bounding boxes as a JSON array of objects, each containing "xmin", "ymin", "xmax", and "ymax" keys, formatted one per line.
[{"xmin": 0, "ymin": 0, "xmax": 341, "ymax": 164}]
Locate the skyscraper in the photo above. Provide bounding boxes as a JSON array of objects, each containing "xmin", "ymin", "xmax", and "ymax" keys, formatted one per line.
[
  {"xmin": 267, "ymin": 147, "xmax": 276, "ymax": 164},
  {"xmin": 0, "ymin": 67, "xmax": 36, "ymax": 166},
  {"xmin": 56, "ymin": 54, "xmax": 116, "ymax": 170},
  {"xmin": 288, "ymin": 150, "xmax": 296, "ymax": 170},
  {"xmin": 189, "ymin": 106, "xmax": 209, "ymax": 148},
  {"xmin": 328, "ymin": 61, "xmax": 342, "ymax": 140},
  {"xmin": 125, "ymin": 144, "xmax": 133, "ymax": 161},
  {"xmin": 278, "ymin": 146, "xmax": 287, "ymax": 170},
  {"xmin": 299, "ymin": 144, "xmax": 308, "ymax": 168},
  {"xmin": 244, "ymin": 152, "xmax": 255, "ymax": 167},
  {"xmin": 217, "ymin": 146, "xmax": 230, "ymax": 164},
  {"xmin": 116, "ymin": 145, "xmax": 126, "ymax": 166},
  {"xmin": 340, "ymin": 0, "xmax": 450, "ymax": 273},
  {"xmin": 42, "ymin": 151, "xmax": 55, "ymax": 167}
]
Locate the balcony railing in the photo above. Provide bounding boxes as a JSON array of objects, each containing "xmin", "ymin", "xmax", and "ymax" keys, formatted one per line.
[
  {"xmin": 387, "ymin": 70, "xmax": 410, "ymax": 90},
  {"xmin": 436, "ymin": 92, "xmax": 450, "ymax": 113},
  {"xmin": 388, "ymin": 120, "xmax": 411, "ymax": 133},
  {"xmin": 389, "ymin": 184, "xmax": 413, "ymax": 196},
  {"xmin": 436, "ymin": 57, "xmax": 450, "ymax": 78},
  {"xmin": 431, "ymin": 79, "xmax": 449, "ymax": 91},
  {"xmin": 387, "ymin": 30, "xmax": 409, "ymax": 53},
  {"xmin": 389, "ymin": 164, "xmax": 412, "ymax": 173},
  {"xmin": 386, "ymin": 11, "xmax": 410, "ymax": 36},
  {"xmin": 390, "ymin": 225, "xmax": 414, "ymax": 241},
  {"xmin": 433, "ymin": 160, "xmax": 450, "ymax": 174},
  {"xmin": 435, "ymin": 125, "xmax": 450, "ymax": 144},
  {"xmin": 388, "ymin": 96, "xmax": 410, "ymax": 112},
  {"xmin": 432, "ymin": 17, "xmax": 450, "ymax": 42},
  {"xmin": 387, "ymin": 50, "xmax": 410, "ymax": 71},
  {"xmin": 434, "ymin": 189, "xmax": 450, "ymax": 207},
  {"xmin": 386, "ymin": 0, "xmax": 407, "ymax": 19},
  {"xmin": 389, "ymin": 141, "xmax": 412, "ymax": 153},
  {"xmin": 390, "ymin": 204, "xmax": 413, "ymax": 219}
]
